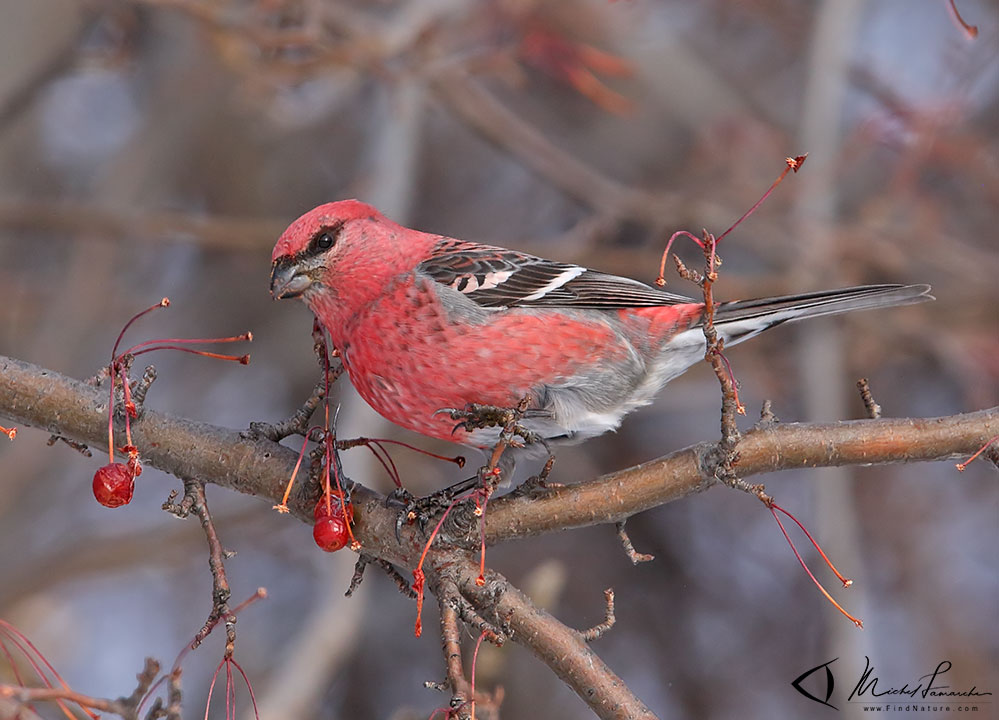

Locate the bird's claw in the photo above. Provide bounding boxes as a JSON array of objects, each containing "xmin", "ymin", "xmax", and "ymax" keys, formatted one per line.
[
  {"xmin": 440, "ymin": 403, "xmax": 514, "ymax": 429},
  {"xmin": 385, "ymin": 487, "xmax": 413, "ymax": 508},
  {"xmin": 438, "ymin": 401, "xmax": 544, "ymax": 448}
]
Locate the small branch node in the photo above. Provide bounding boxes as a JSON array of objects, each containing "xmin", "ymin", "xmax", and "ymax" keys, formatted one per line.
[{"xmin": 757, "ymin": 399, "xmax": 780, "ymax": 428}]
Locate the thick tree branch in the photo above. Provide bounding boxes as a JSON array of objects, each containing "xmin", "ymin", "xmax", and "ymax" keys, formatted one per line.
[
  {"xmin": 483, "ymin": 405, "xmax": 997, "ymax": 542},
  {"xmin": 432, "ymin": 555, "xmax": 657, "ymax": 720},
  {"xmin": 2, "ymin": 353, "xmax": 995, "ymax": 719},
  {"xmin": 1, "ymin": 354, "xmax": 995, "ymax": 551}
]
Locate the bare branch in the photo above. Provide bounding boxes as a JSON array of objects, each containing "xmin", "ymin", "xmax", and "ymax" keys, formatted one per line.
[
  {"xmin": 1, "ymin": 353, "xmax": 994, "ymax": 549},
  {"xmin": 440, "ymin": 558, "xmax": 656, "ymax": 720},
  {"xmin": 0, "ymin": 197, "xmax": 286, "ymax": 252},
  {"xmin": 162, "ymin": 480, "xmax": 237, "ymax": 657},
  {"xmin": 1, "ymin": 352, "xmax": 995, "ymax": 718},
  {"xmin": 432, "ymin": 68, "xmax": 687, "ymax": 227},
  {"xmin": 482, "ymin": 406, "xmax": 996, "ymax": 542},
  {"xmin": 438, "ymin": 603, "xmax": 471, "ymax": 716}
]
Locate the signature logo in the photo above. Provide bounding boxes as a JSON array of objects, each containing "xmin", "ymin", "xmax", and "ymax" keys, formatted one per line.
[
  {"xmin": 792, "ymin": 656, "xmax": 993, "ymax": 710},
  {"xmin": 791, "ymin": 658, "xmax": 839, "ymax": 709}
]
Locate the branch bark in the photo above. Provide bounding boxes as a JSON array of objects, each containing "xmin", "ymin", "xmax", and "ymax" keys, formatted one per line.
[{"xmin": 1, "ymin": 352, "xmax": 995, "ymax": 719}]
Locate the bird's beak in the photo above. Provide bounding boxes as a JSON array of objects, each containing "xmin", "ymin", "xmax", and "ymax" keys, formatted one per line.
[{"xmin": 270, "ymin": 260, "xmax": 313, "ymax": 299}]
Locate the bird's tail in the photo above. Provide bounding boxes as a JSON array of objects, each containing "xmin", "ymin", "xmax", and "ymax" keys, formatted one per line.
[{"xmin": 710, "ymin": 284, "xmax": 932, "ymax": 345}]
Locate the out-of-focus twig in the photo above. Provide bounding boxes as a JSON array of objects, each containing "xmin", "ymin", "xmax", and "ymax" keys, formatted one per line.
[
  {"xmin": 431, "ymin": 67, "xmax": 725, "ymax": 229},
  {"xmin": 0, "ymin": 197, "xmax": 286, "ymax": 251}
]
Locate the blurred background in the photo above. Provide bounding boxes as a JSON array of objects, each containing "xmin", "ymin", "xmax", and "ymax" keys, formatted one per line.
[{"xmin": 0, "ymin": 1, "xmax": 996, "ymax": 718}]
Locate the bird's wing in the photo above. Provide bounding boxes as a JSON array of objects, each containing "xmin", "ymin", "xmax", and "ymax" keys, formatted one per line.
[{"xmin": 418, "ymin": 240, "xmax": 695, "ymax": 309}]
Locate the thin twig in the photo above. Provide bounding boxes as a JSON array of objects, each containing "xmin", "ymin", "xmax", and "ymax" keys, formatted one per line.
[
  {"xmin": 46, "ymin": 434, "xmax": 92, "ymax": 456},
  {"xmin": 124, "ymin": 658, "xmax": 161, "ymax": 711},
  {"xmin": 130, "ymin": 366, "xmax": 158, "ymax": 410},
  {"xmin": 439, "ymin": 603, "xmax": 471, "ymax": 717},
  {"xmin": 615, "ymin": 521, "xmax": 654, "ymax": 564},
  {"xmin": 163, "ymin": 480, "xmax": 236, "ymax": 657},
  {"xmin": 757, "ymin": 399, "xmax": 780, "ymax": 428},
  {"xmin": 345, "ymin": 555, "xmax": 371, "ymax": 598},
  {"xmin": 579, "ymin": 589, "xmax": 616, "ymax": 642},
  {"xmin": 344, "ymin": 554, "xmax": 417, "ymax": 599},
  {"xmin": 444, "ymin": 593, "xmax": 506, "ymax": 645},
  {"xmin": 0, "ymin": 685, "xmax": 129, "ymax": 717},
  {"xmin": 857, "ymin": 378, "xmax": 882, "ymax": 419},
  {"xmin": 244, "ymin": 377, "xmax": 327, "ymax": 442}
]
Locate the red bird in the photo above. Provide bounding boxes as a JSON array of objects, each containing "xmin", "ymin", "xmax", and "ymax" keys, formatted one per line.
[{"xmin": 270, "ymin": 200, "xmax": 929, "ymax": 456}]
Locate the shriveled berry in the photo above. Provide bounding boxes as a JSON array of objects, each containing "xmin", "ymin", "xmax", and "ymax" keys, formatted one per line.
[
  {"xmin": 313, "ymin": 516, "xmax": 349, "ymax": 552},
  {"xmin": 93, "ymin": 463, "xmax": 134, "ymax": 508}
]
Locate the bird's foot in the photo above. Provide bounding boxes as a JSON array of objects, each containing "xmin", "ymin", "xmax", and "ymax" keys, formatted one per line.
[
  {"xmin": 436, "ymin": 399, "xmax": 544, "ymax": 449},
  {"xmin": 507, "ymin": 455, "xmax": 561, "ymax": 499}
]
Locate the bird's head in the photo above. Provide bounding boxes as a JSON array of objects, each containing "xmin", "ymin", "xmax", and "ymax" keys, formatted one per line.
[{"xmin": 270, "ymin": 200, "xmax": 434, "ymax": 323}]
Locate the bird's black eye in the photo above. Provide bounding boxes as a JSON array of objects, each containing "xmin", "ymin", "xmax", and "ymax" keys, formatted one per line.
[{"xmin": 308, "ymin": 221, "xmax": 344, "ymax": 254}]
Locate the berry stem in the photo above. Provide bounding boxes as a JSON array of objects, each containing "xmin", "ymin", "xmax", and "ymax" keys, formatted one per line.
[
  {"xmin": 122, "ymin": 332, "xmax": 252, "ymax": 355},
  {"xmin": 110, "ymin": 298, "xmax": 169, "ymax": 361},
  {"xmin": 469, "ymin": 630, "xmax": 490, "ymax": 720},
  {"xmin": 338, "ymin": 436, "xmax": 465, "ymax": 469},
  {"xmin": 769, "ymin": 504, "xmax": 862, "ymax": 628},
  {"xmin": 656, "ymin": 231, "xmax": 705, "ymax": 286},
  {"xmin": 714, "ymin": 155, "xmax": 807, "ymax": 246},
  {"xmin": 129, "ymin": 346, "xmax": 250, "ymax": 364},
  {"xmin": 955, "ymin": 435, "xmax": 998, "ymax": 472},
  {"xmin": 107, "ymin": 364, "xmax": 116, "ymax": 463},
  {"xmin": 716, "ymin": 351, "xmax": 746, "ymax": 415},
  {"xmin": 770, "ymin": 501, "xmax": 853, "ymax": 587},
  {"xmin": 121, "ymin": 372, "xmax": 135, "ymax": 449},
  {"xmin": 272, "ymin": 431, "xmax": 315, "ymax": 513},
  {"xmin": 413, "ymin": 498, "xmax": 460, "ymax": 637},
  {"xmin": 475, "ymin": 488, "xmax": 492, "ymax": 586}
]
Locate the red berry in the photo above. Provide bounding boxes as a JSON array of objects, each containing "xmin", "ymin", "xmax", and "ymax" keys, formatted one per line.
[
  {"xmin": 313, "ymin": 516, "xmax": 349, "ymax": 552},
  {"xmin": 314, "ymin": 496, "xmax": 353, "ymax": 522},
  {"xmin": 93, "ymin": 463, "xmax": 134, "ymax": 508}
]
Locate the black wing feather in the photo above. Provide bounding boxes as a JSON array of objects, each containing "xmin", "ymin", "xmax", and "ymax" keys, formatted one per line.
[{"xmin": 419, "ymin": 241, "xmax": 694, "ymax": 309}]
